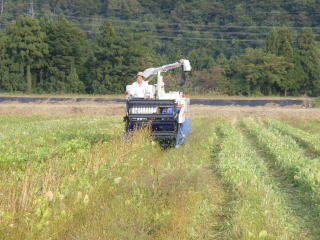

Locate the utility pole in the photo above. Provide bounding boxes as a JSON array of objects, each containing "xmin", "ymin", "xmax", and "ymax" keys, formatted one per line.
[
  {"xmin": 28, "ymin": 0, "xmax": 34, "ymax": 18},
  {"xmin": 1, "ymin": 0, "xmax": 4, "ymax": 15}
]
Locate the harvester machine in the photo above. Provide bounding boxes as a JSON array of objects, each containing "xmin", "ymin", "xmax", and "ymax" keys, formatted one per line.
[{"xmin": 124, "ymin": 59, "xmax": 192, "ymax": 147}]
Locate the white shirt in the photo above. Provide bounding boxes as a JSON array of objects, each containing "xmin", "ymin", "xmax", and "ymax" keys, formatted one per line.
[{"xmin": 130, "ymin": 81, "xmax": 149, "ymax": 98}]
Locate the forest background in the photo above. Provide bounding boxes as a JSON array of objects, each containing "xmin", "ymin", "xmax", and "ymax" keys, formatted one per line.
[{"xmin": 1, "ymin": 0, "xmax": 320, "ymax": 96}]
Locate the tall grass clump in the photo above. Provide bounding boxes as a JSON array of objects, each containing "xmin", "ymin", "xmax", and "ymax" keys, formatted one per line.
[
  {"xmin": 216, "ymin": 120, "xmax": 301, "ymax": 240},
  {"xmin": 46, "ymin": 118, "xmax": 221, "ymax": 240},
  {"xmin": 0, "ymin": 116, "xmax": 122, "ymax": 239},
  {"xmin": 243, "ymin": 118, "xmax": 320, "ymax": 210}
]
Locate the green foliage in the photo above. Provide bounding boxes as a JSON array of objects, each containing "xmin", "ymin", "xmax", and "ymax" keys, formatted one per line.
[
  {"xmin": 4, "ymin": 16, "xmax": 48, "ymax": 92},
  {"xmin": 295, "ymin": 28, "xmax": 320, "ymax": 96},
  {"xmin": 266, "ymin": 28, "xmax": 294, "ymax": 59},
  {"xmin": 1, "ymin": 2, "xmax": 320, "ymax": 95},
  {"xmin": 39, "ymin": 15, "xmax": 86, "ymax": 93},
  {"xmin": 0, "ymin": 16, "xmax": 158, "ymax": 94},
  {"xmin": 66, "ymin": 67, "xmax": 84, "ymax": 93},
  {"xmin": 85, "ymin": 22, "xmax": 157, "ymax": 94},
  {"xmin": 188, "ymin": 48, "xmax": 215, "ymax": 71},
  {"xmin": 223, "ymin": 48, "xmax": 293, "ymax": 96}
]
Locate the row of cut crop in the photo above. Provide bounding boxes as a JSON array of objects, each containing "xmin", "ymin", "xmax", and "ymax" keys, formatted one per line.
[
  {"xmin": 216, "ymin": 121, "xmax": 301, "ymax": 239},
  {"xmin": 265, "ymin": 118, "xmax": 320, "ymax": 153},
  {"xmin": 242, "ymin": 118, "xmax": 320, "ymax": 206}
]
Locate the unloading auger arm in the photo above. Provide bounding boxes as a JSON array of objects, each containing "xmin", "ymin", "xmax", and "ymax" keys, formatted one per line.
[
  {"xmin": 143, "ymin": 59, "xmax": 192, "ymax": 80},
  {"xmin": 142, "ymin": 59, "xmax": 192, "ymax": 99}
]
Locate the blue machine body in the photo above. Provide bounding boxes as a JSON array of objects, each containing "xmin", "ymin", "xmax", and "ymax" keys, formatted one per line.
[
  {"xmin": 124, "ymin": 99, "xmax": 191, "ymax": 147},
  {"xmin": 175, "ymin": 117, "xmax": 191, "ymax": 146}
]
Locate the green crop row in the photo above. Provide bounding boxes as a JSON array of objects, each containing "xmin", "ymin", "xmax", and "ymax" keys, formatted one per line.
[
  {"xmin": 243, "ymin": 118, "xmax": 320, "ymax": 208},
  {"xmin": 216, "ymin": 121, "xmax": 300, "ymax": 240},
  {"xmin": 283, "ymin": 119, "xmax": 320, "ymax": 136},
  {"xmin": 265, "ymin": 119, "xmax": 320, "ymax": 153}
]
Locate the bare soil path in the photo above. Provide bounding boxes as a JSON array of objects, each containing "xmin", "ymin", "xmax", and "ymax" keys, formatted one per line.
[
  {"xmin": 1, "ymin": 102, "xmax": 320, "ymax": 119},
  {"xmin": 0, "ymin": 96, "xmax": 318, "ymax": 118}
]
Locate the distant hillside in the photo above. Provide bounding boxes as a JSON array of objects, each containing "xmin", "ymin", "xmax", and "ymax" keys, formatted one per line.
[
  {"xmin": 1, "ymin": 1, "xmax": 320, "ymax": 96},
  {"xmin": 2, "ymin": 1, "xmax": 320, "ymax": 53}
]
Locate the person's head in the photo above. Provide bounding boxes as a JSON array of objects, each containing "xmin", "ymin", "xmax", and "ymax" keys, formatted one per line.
[{"xmin": 136, "ymin": 72, "xmax": 145, "ymax": 84}]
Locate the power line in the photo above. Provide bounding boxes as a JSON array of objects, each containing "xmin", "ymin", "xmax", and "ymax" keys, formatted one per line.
[
  {"xmin": 71, "ymin": 21, "xmax": 320, "ymax": 39},
  {"xmin": 75, "ymin": 23, "xmax": 269, "ymax": 36},
  {"xmin": 3, "ymin": 13, "xmax": 320, "ymax": 43},
  {"xmin": 81, "ymin": 29, "xmax": 266, "ymax": 42},
  {"xmin": 151, "ymin": 35, "xmax": 265, "ymax": 42},
  {"xmin": 34, "ymin": 13, "xmax": 320, "ymax": 30},
  {"xmin": 13, "ymin": 1, "xmax": 320, "ymax": 15},
  {"xmin": 31, "ymin": 3, "xmax": 320, "ymax": 15},
  {"xmin": 0, "ymin": 11, "xmax": 317, "ymax": 31},
  {"xmin": 2, "ymin": 16, "xmax": 319, "ymax": 42}
]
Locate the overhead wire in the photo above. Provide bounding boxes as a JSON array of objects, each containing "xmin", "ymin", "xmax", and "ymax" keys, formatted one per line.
[
  {"xmin": 2, "ymin": 8, "xmax": 320, "ymax": 42},
  {"xmin": 3, "ymin": 11, "xmax": 320, "ymax": 30},
  {"xmin": 150, "ymin": 36, "xmax": 265, "ymax": 42},
  {"xmin": 33, "ymin": 12, "xmax": 320, "ymax": 30}
]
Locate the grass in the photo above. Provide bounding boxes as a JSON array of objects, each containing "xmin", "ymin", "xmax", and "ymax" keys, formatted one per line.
[
  {"xmin": 214, "ymin": 120, "xmax": 303, "ymax": 239},
  {"xmin": 282, "ymin": 118, "xmax": 320, "ymax": 135},
  {"xmin": 0, "ymin": 116, "xmax": 224, "ymax": 239},
  {"xmin": 265, "ymin": 119, "xmax": 320, "ymax": 155},
  {"xmin": 314, "ymin": 97, "xmax": 320, "ymax": 107},
  {"xmin": 0, "ymin": 116, "xmax": 118, "ymax": 169},
  {"xmin": 243, "ymin": 118, "xmax": 320, "ymax": 195},
  {"xmin": 1, "ymin": 116, "xmax": 320, "ymax": 239},
  {"xmin": 242, "ymin": 119, "xmax": 320, "ymax": 227}
]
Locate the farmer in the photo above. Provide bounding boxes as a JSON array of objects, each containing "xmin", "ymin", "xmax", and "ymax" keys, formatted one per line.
[{"xmin": 130, "ymin": 72, "xmax": 150, "ymax": 98}]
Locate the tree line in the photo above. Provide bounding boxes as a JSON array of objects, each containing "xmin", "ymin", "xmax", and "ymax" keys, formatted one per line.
[
  {"xmin": 0, "ymin": 16, "xmax": 158, "ymax": 94},
  {"xmin": 0, "ymin": 15, "xmax": 320, "ymax": 96},
  {"xmin": 192, "ymin": 28, "xmax": 320, "ymax": 96}
]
